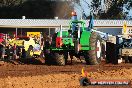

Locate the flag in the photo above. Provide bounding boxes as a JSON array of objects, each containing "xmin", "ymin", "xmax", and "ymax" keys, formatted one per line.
[
  {"xmin": 123, "ymin": 22, "xmax": 127, "ymax": 34},
  {"xmin": 81, "ymin": 67, "xmax": 87, "ymax": 77},
  {"xmin": 88, "ymin": 14, "xmax": 94, "ymax": 30},
  {"xmin": 81, "ymin": 67, "xmax": 85, "ymax": 77}
]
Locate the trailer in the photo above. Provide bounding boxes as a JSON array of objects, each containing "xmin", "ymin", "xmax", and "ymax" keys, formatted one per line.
[{"xmin": 105, "ymin": 22, "xmax": 132, "ymax": 64}]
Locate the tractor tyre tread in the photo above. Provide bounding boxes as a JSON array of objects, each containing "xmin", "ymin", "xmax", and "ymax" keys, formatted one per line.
[
  {"xmin": 54, "ymin": 53, "xmax": 65, "ymax": 66},
  {"xmin": 85, "ymin": 32, "xmax": 102, "ymax": 65}
]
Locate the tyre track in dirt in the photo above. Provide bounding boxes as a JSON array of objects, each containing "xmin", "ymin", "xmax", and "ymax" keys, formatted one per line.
[{"xmin": 0, "ymin": 59, "xmax": 132, "ymax": 78}]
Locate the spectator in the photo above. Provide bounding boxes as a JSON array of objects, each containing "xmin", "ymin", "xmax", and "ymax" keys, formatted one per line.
[
  {"xmin": 33, "ymin": 35, "xmax": 37, "ymax": 44},
  {"xmin": 16, "ymin": 47, "xmax": 21, "ymax": 59},
  {"xmin": 41, "ymin": 38, "xmax": 44, "ymax": 49},
  {"xmin": 0, "ymin": 44, "xmax": 3, "ymax": 60},
  {"xmin": 37, "ymin": 37, "xmax": 40, "ymax": 44},
  {"xmin": 13, "ymin": 43, "xmax": 17, "ymax": 59},
  {"xmin": 6, "ymin": 44, "xmax": 13, "ymax": 60},
  {"xmin": 0, "ymin": 36, "xmax": 6, "ymax": 60},
  {"xmin": 21, "ymin": 49, "xmax": 26, "ymax": 58}
]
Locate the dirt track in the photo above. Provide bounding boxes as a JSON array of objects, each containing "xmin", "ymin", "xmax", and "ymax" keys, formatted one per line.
[{"xmin": 0, "ymin": 58, "xmax": 131, "ymax": 88}]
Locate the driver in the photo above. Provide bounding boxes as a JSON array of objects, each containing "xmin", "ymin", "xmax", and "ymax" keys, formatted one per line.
[
  {"xmin": 71, "ymin": 24, "xmax": 79, "ymax": 32},
  {"xmin": 75, "ymin": 24, "xmax": 79, "ymax": 30}
]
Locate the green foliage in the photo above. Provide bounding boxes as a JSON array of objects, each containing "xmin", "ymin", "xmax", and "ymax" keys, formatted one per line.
[
  {"xmin": 79, "ymin": 0, "xmax": 132, "ymax": 19},
  {"xmin": 91, "ymin": 0, "xmax": 101, "ymax": 10},
  {"xmin": 92, "ymin": 0, "xmax": 132, "ymax": 19}
]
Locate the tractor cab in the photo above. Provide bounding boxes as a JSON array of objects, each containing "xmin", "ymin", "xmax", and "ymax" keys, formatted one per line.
[
  {"xmin": 70, "ymin": 11, "xmax": 86, "ymax": 32},
  {"xmin": 70, "ymin": 21, "xmax": 86, "ymax": 32}
]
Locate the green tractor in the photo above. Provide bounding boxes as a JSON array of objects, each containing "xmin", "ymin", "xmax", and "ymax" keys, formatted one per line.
[{"xmin": 44, "ymin": 12, "xmax": 103, "ymax": 65}]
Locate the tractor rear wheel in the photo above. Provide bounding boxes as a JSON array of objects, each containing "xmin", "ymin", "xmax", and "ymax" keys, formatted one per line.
[
  {"xmin": 101, "ymin": 41, "xmax": 106, "ymax": 60},
  {"xmin": 84, "ymin": 32, "xmax": 102, "ymax": 65}
]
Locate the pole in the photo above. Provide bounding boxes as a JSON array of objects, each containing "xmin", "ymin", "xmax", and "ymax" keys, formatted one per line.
[
  {"xmin": 21, "ymin": 28, "xmax": 22, "ymax": 37},
  {"xmin": 40, "ymin": 32, "xmax": 41, "ymax": 46},
  {"xmin": 78, "ymin": 25, "xmax": 80, "ymax": 38},
  {"xmin": 5, "ymin": 34, "xmax": 7, "ymax": 45},
  {"xmin": 49, "ymin": 28, "xmax": 50, "ymax": 37},
  {"xmin": 16, "ymin": 28, "xmax": 17, "ymax": 38},
  {"xmin": 60, "ymin": 25, "xmax": 62, "ymax": 37}
]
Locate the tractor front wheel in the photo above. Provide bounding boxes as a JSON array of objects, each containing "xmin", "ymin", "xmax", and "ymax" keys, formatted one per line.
[{"xmin": 54, "ymin": 52, "xmax": 66, "ymax": 66}]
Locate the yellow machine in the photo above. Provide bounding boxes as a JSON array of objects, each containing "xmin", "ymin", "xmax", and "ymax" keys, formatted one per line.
[
  {"xmin": 9, "ymin": 36, "xmax": 42, "ymax": 58},
  {"xmin": 27, "ymin": 32, "xmax": 40, "ymax": 38}
]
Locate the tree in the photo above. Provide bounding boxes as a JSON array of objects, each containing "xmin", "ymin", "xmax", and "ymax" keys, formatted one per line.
[
  {"xmin": 75, "ymin": 0, "xmax": 132, "ymax": 19},
  {"xmin": 0, "ymin": 0, "xmax": 74, "ymax": 19},
  {"xmin": 0, "ymin": 0, "xmax": 24, "ymax": 7},
  {"xmin": 101, "ymin": 0, "xmax": 131, "ymax": 19}
]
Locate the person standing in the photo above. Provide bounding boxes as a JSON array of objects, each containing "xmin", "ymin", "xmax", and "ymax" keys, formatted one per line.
[
  {"xmin": 6, "ymin": 44, "xmax": 13, "ymax": 60},
  {"xmin": 0, "ymin": 42, "xmax": 4, "ymax": 60},
  {"xmin": 13, "ymin": 43, "xmax": 17, "ymax": 59},
  {"xmin": 0, "ymin": 36, "xmax": 6, "ymax": 60}
]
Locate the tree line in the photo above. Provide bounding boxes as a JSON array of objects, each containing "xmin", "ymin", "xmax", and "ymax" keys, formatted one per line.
[
  {"xmin": 0, "ymin": 0, "xmax": 131, "ymax": 19},
  {"xmin": 76, "ymin": 0, "xmax": 132, "ymax": 19},
  {"xmin": 0, "ymin": 0, "xmax": 73, "ymax": 19}
]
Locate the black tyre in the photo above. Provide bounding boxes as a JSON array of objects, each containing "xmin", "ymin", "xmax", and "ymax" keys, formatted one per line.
[
  {"xmin": 128, "ymin": 56, "xmax": 132, "ymax": 63},
  {"xmin": 54, "ymin": 52, "xmax": 65, "ymax": 66},
  {"xmin": 106, "ymin": 42, "xmax": 118, "ymax": 64},
  {"xmin": 84, "ymin": 32, "xmax": 102, "ymax": 65},
  {"xmin": 101, "ymin": 42, "xmax": 106, "ymax": 60},
  {"xmin": 106, "ymin": 42, "xmax": 112, "ymax": 63},
  {"xmin": 124, "ymin": 56, "xmax": 129, "ymax": 63}
]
